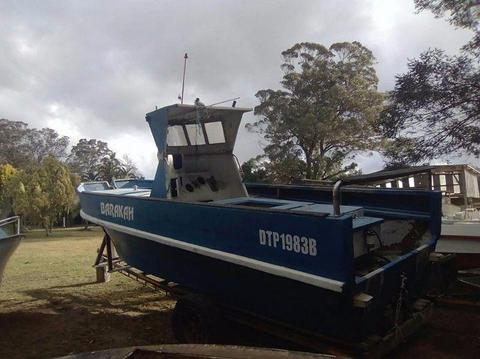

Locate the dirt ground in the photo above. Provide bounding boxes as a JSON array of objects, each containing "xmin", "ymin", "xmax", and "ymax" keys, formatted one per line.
[{"xmin": 0, "ymin": 227, "xmax": 479, "ymax": 358}]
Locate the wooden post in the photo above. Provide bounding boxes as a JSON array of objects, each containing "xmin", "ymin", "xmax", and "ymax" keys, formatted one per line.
[
  {"xmin": 94, "ymin": 236, "xmax": 107, "ymax": 266},
  {"xmin": 94, "ymin": 234, "xmax": 111, "ymax": 283},
  {"xmin": 105, "ymin": 234, "xmax": 113, "ymax": 272},
  {"xmin": 96, "ymin": 264, "xmax": 111, "ymax": 283}
]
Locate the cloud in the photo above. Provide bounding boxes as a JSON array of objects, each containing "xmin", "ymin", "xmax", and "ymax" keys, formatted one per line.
[{"xmin": 0, "ymin": 0, "xmax": 473, "ymax": 176}]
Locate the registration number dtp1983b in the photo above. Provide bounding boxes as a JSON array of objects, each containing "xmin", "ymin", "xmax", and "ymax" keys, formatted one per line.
[{"xmin": 258, "ymin": 229, "xmax": 317, "ymax": 256}]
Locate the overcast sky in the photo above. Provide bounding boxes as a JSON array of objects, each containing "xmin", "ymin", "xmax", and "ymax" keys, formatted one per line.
[{"xmin": 0, "ymin": 0, "xmax": 473, "ymax": 177}]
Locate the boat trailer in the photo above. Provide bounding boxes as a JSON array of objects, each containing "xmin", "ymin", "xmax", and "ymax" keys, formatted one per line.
[{"xmin": 93, "ymin": 231, "xmax": 434, "ymax": 358}]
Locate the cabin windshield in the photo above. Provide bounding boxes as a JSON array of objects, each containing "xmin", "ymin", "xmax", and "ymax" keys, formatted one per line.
[{"xmin": 166, "ymin": 121, "xmax": 226, "ymax": 147}]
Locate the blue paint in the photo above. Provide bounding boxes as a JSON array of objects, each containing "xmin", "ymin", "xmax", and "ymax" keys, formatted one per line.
[
  {"xmin": 107, "ymin": 227, "xmax": 361, "ymax": 339},
  {"xmin": 246, "ymin": 183, "xmax": 442, "ymax": 243},
  {"xmin": 80, "ymin": 191, "xmax": 355, "ymax": 285},
  {"xmin": 146, "ymin": 107, "xmax": 168, "ymax": 197}
]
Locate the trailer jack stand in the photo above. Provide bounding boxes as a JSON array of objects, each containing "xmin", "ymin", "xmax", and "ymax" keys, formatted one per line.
[{"xmin": 93, "ymin": 232, "xmax": 116, "ymax": 283}]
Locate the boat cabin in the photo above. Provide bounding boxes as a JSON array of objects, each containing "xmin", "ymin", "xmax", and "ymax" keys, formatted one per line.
[{"xmin": 146, "ymin": 104, "xmax": 249, "ymax": 201}]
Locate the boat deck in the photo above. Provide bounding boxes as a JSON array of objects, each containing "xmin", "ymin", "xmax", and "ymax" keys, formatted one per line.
[{"xmin": 87, "ymin": 188, "xmax": 385, "ymax": 233}]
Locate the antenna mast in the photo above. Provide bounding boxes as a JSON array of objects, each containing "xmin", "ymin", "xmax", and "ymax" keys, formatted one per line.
[{"xmin": 181, "ymin": 53, "xmax": 188, "ymax": 104}]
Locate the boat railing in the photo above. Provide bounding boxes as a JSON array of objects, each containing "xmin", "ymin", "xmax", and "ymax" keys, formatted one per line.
[{"xmin": 0, "ymin": 216, "xmax": 21, "ymax": 237}]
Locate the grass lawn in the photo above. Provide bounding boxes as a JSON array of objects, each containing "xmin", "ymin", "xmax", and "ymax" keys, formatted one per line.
[{"xmin": 0, "ymin": 227, "xmax": 175, "ymax": 359}]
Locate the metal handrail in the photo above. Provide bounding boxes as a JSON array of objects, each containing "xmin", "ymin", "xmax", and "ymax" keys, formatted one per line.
[
  {"xmin": 0, "ymin": 216, "xmax": 21, "ymax": 235},
  {"xmin": 332, "ymin": 180, "xmax": 343, "ymax": 216}
]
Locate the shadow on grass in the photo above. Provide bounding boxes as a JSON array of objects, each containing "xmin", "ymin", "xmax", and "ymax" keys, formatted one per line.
[
  {"xmin": 22, "ymin": 286, "xmax": 173, "ymax": 316},
  {"xmin": 0, "ymin": 286, "xmax": 176, "ymax": 359},
  {"xmin": 48, "ymin": 281, "xmax": 99, "ymax": 290},
  {"xmin": 2, "ymin": 285, "xmax": 301, "ymax": 358},
  {"xmin": 0, "ymin": 306, "xmax": 175, "ymax": 359}
]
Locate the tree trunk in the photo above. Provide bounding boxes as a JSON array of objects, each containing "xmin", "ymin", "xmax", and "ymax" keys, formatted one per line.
[{"xmin": 305, "ymin": 156, "xmax": 312, "ymax": 179}]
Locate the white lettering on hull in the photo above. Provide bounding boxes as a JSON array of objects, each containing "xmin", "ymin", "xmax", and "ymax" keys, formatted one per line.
[
  {"xmin": 259, "ymin": 229, "xmax": 317, "ymax": 256},
  {"xmin": 100, "ymin": 202, "xmax": 134, "ymax": 221}
]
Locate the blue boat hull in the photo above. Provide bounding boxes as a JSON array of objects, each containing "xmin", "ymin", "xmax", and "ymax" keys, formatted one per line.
[
  {"xmin": 107, "ymin": 227, "xmax": 362, "ymax": 340},
  {"xmin": 79, "ymin": 185, "xmax": 441, "ymax": 342}
]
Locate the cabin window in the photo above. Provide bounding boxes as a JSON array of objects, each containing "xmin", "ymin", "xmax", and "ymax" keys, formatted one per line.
[
  {"xmin": 185, "ymin": 124, "xmax": 206, "ymax": 145},
  {"xmin": 167, "ymin": 125, "xmax": 188, "ymax": 146},
  {"xmin": 205, "ymin": 121, "xmax": 226, "ymax": 144}
]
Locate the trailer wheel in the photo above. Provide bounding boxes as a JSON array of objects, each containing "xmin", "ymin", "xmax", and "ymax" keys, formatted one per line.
[{"xmin": 172, "ymin": 296, "xmax": 222, "ymax": 343}]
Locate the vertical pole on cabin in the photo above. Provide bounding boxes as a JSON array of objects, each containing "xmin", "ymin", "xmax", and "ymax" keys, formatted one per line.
[{"xmin": 181, "ymin": 53, "xmax": 188, "ymax": 104}]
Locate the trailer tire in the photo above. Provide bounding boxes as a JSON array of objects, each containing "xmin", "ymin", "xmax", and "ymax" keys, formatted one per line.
[{"xmin": 172, "ymin": 296, "xmax": 223, "ymax": 343}]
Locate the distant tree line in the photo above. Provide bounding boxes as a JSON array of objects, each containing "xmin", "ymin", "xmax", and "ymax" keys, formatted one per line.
[
  {"xmin": 0, "ymin": 119, "xmax": 141, "ymax": 234},
  {"xmin": 242, "ymin": 0, "xmax": 480, "ymax": 182}
]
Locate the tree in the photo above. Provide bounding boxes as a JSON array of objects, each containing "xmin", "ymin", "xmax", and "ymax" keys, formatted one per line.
[
  {"xmin": 241, "ymin": 157, "xmax": 269, "ymax": 183},
  {"xmin": 249, "ymin": 42, "xmax": 383, "ymax": 182},
  {"xmin": 68, "ymin": 139, "xmax": 113, "ymax": 181},
  {"xmin": 381, "ymin": 1, "xmax": 480, "ymax": 166},
  {"xmin": 69, "ymin": 139, "xmax": 142, "ymax": 182},
  {"xmin": 0, "ymin": 164, "xmax": 17, "ymax": 217},
  {"xmin": 0, "ymin": 119, "xmax": 69, "ymax": 168},
  {"xmin": 121, "ymin": 155, "xmax": 141, "ymax": 179},
  {"xmin": 98, "ymin": 153, "xmax": 125, "ymax": 183},
  {"xmin": 0, "ymin": 119, "xmax": 32, "ymax": 168},
  {"xmin": 415, "ymin": 0, "xmax": 480, "ymax": 52},
  {"xmin": 9, "ymin": 156, "xmax": 75, "ymax": 235},
  {"xmin": 26, "ymin": 127, "xmax": 70, "ymax": 163}
]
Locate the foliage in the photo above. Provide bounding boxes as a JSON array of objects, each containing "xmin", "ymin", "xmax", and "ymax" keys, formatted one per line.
[
  {"xmin": 0, "ymin": 120, "xmax": 31, "ymax": 168},
  {"xmin": 0, "ymin": 119, "xmax": 142, "ymax": 229},
  {"xmin": 69, "ymin": 139, "xmax": 140, "ymax": 182},
  {"xmin": 241, "ymin": 157, "xmax": 269, "ymax": 183},
  {"xmin": 68, "ymin": 139, "xmax": 113, "ymax": 181},
  {"xmin": 415, "ymin": 0, "xmax": 480, "ymax": 52},
  {"xmin": 121, "ymin": 155, "xmax": 141, "ymax": 179},
  {"xmin": 26, "ymin": 127, "xmax": 70, "ymax": 164},
  {"xmin": 9, "ymin": 156, "xmax": 76, "ymax": 235},
  {"xmin": 98, "ymin": 152, "xmax": 140, "ymax": 183},
  {"xmin": 0, "ymin": 163, "xmax": 17, "ymax": 216},
  {"xmin": 0, "ymin": 119, "xmax": 69, "ymax": 168},
  {"xmin": 382, "ymin": 1, "xmax": 480, "ymax": 166},
  {"xmin": 249, "ymin": 42, "xmax": 383, "ymax": 182}
]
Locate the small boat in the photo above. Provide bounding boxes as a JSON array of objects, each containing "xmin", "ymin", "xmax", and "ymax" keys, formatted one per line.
[
  {"xmin": 78, "ymin": 103, "xmax": 441, "ymax": 343},
  {"xmin": 0, "ymin": 216, "xmax": 22, "ymax": 284},
  {"xmin": 438, "ymin": 215, "xmax": 480, "ymax": 269}
]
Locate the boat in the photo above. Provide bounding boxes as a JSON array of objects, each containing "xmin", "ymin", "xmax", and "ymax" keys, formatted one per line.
[
  {"xmin": 78, "ymin": 103, "xmax": 441, "ymax": 343},
  {"xmin": 0, "ymin": 216, "xmax": 22, "ymax": 284},
  {"xmin": 438, "ymin": 201, "xmax": 480, "ymax": 269}
]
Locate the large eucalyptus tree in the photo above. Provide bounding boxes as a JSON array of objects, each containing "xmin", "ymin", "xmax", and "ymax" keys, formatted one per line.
[{"xmin": 248, "ymin": 42, "xmax": 383, "ymax": 182}]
